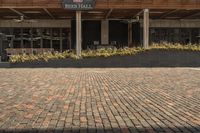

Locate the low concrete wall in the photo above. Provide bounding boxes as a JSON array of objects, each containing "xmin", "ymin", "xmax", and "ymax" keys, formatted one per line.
[{"xmin": 9, "ymin": 50, "xmax": 200, "ymax": 68}]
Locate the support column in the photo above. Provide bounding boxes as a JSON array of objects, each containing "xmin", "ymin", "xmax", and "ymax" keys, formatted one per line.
[
  {"xmin": 128, "ymin": 22, "xmax": 133, "ymax": 47},
  {"xmin": 76, "ymin": 11, "xmax": 82, "ymax": 56},
  {"xmin": 143, "ymin": 9, "xmax": 149, "ymax": 48},
  {"xmin": 101, "ymin": 20, "xmax": 109, "ymax": 44}
]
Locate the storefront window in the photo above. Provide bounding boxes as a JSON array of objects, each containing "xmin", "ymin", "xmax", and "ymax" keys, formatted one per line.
[
  {"xmin": 52, "ymin": 28, "xmax": 61, "ymax": 52},
  {"xmin": 62, "ymin": 28, "xmax": 70, "ymax": 51},
  {"xmin": 13, "ymin": 28, "xmax": 22, "ymax": 48},
  {"xmin": 22, "ymin": 28, "xmax": 31, "ymax": 48},
  {"xmin": 42, "ymin": 28, "xmax": 51, "ymax": 48},
  {"xmin": 32, "ymin": 29, "xmax": 42, "ymax": 48}
]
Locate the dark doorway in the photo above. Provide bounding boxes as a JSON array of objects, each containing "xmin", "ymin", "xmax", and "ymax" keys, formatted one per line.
[
  {"xmin": 0, "ymin": 35, "xmax": 2, "ymax": 61},
  {"xmin": 132, "ymin": 22, "xmax": 141, "ymax": 46},
  {"xmin": 82, "ymin": 20, "xmax": 101, "ymax": 50},
  {"xmin": 109, "ymin": 20, "xmax": 128, "ymax": 48},
  {"xmin": 71, "ymin": 20, "xmax": 76, "ymax": 50}
]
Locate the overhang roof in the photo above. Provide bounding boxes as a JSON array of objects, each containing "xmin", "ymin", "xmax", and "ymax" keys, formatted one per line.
[
  {"xmin": 0, "ymin": 0, "xmax": 200, "ymax": 9},
  {"xmin": 0, "ymin": 0, "xmax": 199, "ymax": 20}
]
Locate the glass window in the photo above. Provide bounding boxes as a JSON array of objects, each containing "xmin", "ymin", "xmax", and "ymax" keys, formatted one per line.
[
  {"xmin": 22, "ymin": 28, "xmax": 31, "ymax": 48},
  {"xmin": 62, "ymin": 28, "xmax": 70, "ymax": 51},
  {"xmin": 42, "ymin": 28, "xmax": 51, "ymax": 48},
  {"xmin": 32, "ymin": 28, "xmax": 42, "ymax": 48},
  {"xmin": 52, "ymin": 28, "xmax": 61, "ymax": 52},
  {"xmin": 13, "ymin": 28, "xmax": 22, "ymax": 48}
]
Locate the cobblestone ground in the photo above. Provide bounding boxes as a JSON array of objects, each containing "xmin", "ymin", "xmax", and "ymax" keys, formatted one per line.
[{"xmin": 0, "ymin": 68, "xmax": 200, "ymax": 133}]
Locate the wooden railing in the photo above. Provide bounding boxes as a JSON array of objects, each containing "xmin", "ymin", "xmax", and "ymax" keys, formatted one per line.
[{"xmin": 0, "ymin": 0, "xmax": 199, "ymax": 9}]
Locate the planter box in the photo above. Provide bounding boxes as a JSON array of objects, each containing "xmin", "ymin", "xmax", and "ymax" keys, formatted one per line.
[{"xmin": 10, "ymin": 50, "xmax": 200, "ymax": 68}]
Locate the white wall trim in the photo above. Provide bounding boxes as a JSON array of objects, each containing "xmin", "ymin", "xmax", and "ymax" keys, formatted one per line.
[
  {"xmin": 0, "ymin": 19, "xmax": 71, "ymax": 28},
  {"xmin": 140, "ymin": 19, "xmax": 200, "ymax": 28}
]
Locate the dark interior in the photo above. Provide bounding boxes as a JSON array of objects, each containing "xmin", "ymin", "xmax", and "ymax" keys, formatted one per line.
[{"xmin": 109, "ymin": 20, "xmax": 128, "ymax": 47}]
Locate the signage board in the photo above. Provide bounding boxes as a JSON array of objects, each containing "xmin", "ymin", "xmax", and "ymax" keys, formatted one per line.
[{"xmin": 61, "ymin": 0, "xmax": 96, "ymax": 10}]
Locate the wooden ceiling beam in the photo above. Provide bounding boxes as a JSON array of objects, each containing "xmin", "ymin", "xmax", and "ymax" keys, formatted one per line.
[
  {"xmin": 159, "ymin": 9, "xmax": 179, "ymax": 19},
  {"xmin": 132, "ymin": 10, "xmax": 143, "ymax": 18},
  {"xmin": 9, "ymin": 8, "xmax": 28, "ymax": 18},
  {"xmin": 182, "ymin": 12, "xmax": 200, "ymax": 19},
  {"xmin": 0, "ymin": 0, "xmax": 199, "ymax": 9},
  {"xmin": 105, "ymin": 9, "xmax": 113, "ymax": 19},
  {"xmin": 43, "ymin": 8, "xmax": 55, "ymax": 19}
]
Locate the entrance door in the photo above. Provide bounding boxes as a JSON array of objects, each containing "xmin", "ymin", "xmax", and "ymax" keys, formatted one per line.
[
  {"xmin": 0, "ymin": 35, "xmax": 2, "ymax": 61},
  {"xmin": 132, "ymin": 22, "xmax": 141, "ymax": 46},
  {"xmin": 109, "ymin": 20, "xmax": 128, "ymax": 48}
]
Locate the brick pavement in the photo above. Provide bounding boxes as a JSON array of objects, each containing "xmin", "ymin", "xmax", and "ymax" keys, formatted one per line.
[{"xmin": 0, "ymin": 68, "xmax": 200, "ymax": 133}]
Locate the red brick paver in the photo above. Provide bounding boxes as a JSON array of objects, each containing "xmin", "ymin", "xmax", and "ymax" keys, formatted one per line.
[{"xmin": 0, "ymin": 68, "xmax": 200, "ymax": 133}]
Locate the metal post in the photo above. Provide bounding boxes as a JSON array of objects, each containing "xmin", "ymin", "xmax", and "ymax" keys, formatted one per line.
[
  {"xmin": 69, "ymin": 29, "xmax": 72, "ymax": 50},
  {"xmin": 30, "ymin": 28, "xmax": 33, "ymax": 49},
  {"xmin": 189, "ymin": 29, "xmax": 192, "ymax": 44},
  {"xmin": 60, "ymin": 28, "xmax": 63, "ymax": 52},
  {"xmin": 50, "ymin": 29, "xmax": 53, "ymax": 49},
  {"xmin": 76, "ymin": 11, "xmax": 82, "ymax": 56},
  {"xmin": 143, "ymin": 9, "xmax": 149, "ymax": 48},
  {"xmin": 40, "ymin": 37, "xmax": 43, "ymax": 48},
  {"xmin": 21, "ymin": 28, "xmax": 23, "ymax": 48},
  {"xmin": 10, "ymin": 29, "xmax": 14, "ymax": 48}
]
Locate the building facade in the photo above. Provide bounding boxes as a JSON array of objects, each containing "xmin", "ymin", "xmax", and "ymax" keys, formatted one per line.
[{"xmin": 0, "ymin": 0, "xmax": 200, "ymax": 60}]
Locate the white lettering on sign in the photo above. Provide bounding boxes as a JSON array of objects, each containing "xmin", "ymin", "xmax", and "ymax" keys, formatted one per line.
[
  {"xmin": 73, "ymin": 0, "xmax": 83, "ymax": 3},
  {"xmin": 62, "ymin": 0, "xmax": 96, "ymax": 10},
  {"xmin": 64, "ymin": 3, "xmax": 93, "ymax": 9}
]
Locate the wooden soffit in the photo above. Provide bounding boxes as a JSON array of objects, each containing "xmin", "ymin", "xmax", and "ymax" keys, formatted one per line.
[{"xmin": 0, "ymin": 0, "xmax": 199, "ymax": 10}]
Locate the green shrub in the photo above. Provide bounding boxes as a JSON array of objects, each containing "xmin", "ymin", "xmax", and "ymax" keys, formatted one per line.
[{"xmin": 9, "ymin": 43, "xmax": 200, "ymax": 63}]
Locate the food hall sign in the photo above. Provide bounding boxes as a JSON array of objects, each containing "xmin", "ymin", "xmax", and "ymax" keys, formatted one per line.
[{"xmin": 61, "ymin": 0, "xmax": 96, "ymax": 10}]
